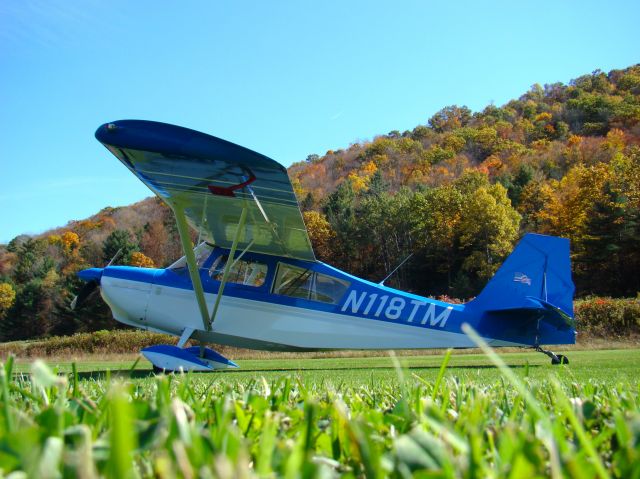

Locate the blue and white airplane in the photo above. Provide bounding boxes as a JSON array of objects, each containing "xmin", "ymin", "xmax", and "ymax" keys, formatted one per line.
[{"xmin": 74, "ymin": 120, "xmax": 576, "ymax": 371}]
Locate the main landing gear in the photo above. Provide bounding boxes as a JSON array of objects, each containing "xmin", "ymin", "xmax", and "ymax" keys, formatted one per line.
[{"xmin": 533, "ymin": 345, "xmax": 569, "ymax": 365}]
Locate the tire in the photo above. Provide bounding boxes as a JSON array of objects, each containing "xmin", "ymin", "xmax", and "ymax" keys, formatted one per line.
[{"xmin": 551, "ymin": 354, "xmax": 569, "ymax": 365}]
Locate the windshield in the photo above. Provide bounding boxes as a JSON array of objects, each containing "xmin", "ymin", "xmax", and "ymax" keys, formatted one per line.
[{"xmin": 168, "ymin": 243, "xmax": 214, "ymax": 271}]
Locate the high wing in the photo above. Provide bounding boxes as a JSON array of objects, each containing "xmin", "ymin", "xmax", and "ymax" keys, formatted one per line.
[{"xmin": 95, "ymin": 120, "xmax": 315, "ymax": 262}]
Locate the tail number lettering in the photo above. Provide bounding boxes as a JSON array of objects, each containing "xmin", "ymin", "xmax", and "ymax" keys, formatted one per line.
[{"xmin": 341, "ymin": 291, "xmax": 452, "ymax": 327}]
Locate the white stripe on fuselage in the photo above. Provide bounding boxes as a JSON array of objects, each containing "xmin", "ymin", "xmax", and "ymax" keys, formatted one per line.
[{"xmin": 101, "ymin": 278, "xmax": 524, "ymax": 350}]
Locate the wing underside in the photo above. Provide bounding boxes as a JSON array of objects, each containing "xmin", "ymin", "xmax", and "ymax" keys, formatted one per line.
[{"xmin": 95, "ymin": 120, "xmax": 315, "ymax": 262}]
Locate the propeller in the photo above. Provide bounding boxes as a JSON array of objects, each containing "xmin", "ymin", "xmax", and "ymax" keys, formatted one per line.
[
  {"xmin": 70, "ymin": 279, "xmax": 100, "ymax": 310},
  {"xmin": 70, "ymin": 248, "xmax": 123, "ymax": 310}
]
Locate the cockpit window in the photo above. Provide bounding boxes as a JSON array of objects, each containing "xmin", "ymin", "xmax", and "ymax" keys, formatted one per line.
[
  {"xmin": 209, "ymin": 256, "xmax": 268, "ymax": 287},
  {"xmin": 168, "ymin": 243, "xmax": 214, "ymax": 272},
  {"xmin": 314, "ymin": 272, "xmax": 351, "ymax": 304},
  {"xmin": 272, "ymin": 263, "xmax": 350, "ymax": 304},
  {"xmin": 272, "ymin": 264, "xmax": 313, "ymax": 300}
]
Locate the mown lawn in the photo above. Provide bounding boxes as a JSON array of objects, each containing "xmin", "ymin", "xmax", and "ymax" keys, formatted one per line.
[{"xmin": 11, "ymin": 348, "xmax": 640, "ymax": 385}]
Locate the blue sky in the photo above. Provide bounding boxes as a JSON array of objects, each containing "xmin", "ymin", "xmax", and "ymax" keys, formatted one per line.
[{"xmin": 1, "ymin": 0, "xmax": 639, "ymax": 243}]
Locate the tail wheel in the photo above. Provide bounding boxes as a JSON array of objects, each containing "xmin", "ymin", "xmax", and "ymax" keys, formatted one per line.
[{"xmin": 551, "ymin": 354, "xmax": 569, "ymax": 365}]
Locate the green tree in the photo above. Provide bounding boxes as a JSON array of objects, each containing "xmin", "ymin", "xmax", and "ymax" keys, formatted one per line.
[
  {"xmin": 565, "ymin": 92, "xmax": 617, "ymax": 135},
  {"xmin": 464, "ymin": 127, "xmax": 499, "ymax": 161},
  {"xmin": 579, "ymin": 151, "xmax": 640, "ymax": 296},
  {"xmin": 410, "ymin": 172, "xmax": 520, "ymax": 297},
  {"xmin": 497, "ymin": 163, "xmax": 535, "ymax": 208},
  {"xmin": 411, "ymin": 125, "xmax": 434, "ymax": 141},
  {"xmin": 1, "ymin": 279, "xmax": 47, "ymax": 340},
  {"xmin": 410, "ymin": 184, "xmax": 464, "ymax": 294},
  {"xmin": 581, "ymin": 184, "xmax": 639, "ymax": 295},
  {"xmin": 367, "ymin": 170, "xmax": 388, "ymax": 197},
  {"xmin": 356, "ymin": 191, "xmax": 395, "ymax": 281},
  {"xmin": 456, "ymin": 182, "xmax": 521, "ymax": 294},
  {"xmin": 103, "ymin": 230, "xmax": 140, "ymax": 265},
  {"xmin": 388, "ymin": 130, "xmax": 401, "ymax": 138},
  {"xmin": 6, "ymin": 235, "xmax": 29, "ymax": 253},
  {"xmin": 323, "ymin": 181, "xmax": 358, "ymax": 271},
  {"xmin": 14, "ymin": 238, "xmax": 53, "ymax": 284},
  {"xmin": 428, "ymin": 105, "xmax": 472, "ymax": 133}
]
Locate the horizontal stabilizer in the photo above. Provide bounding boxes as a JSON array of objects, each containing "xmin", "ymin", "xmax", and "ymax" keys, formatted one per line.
[{"xmin": 487, "ymin": 296, "xmax": 576, "ymax": 330}]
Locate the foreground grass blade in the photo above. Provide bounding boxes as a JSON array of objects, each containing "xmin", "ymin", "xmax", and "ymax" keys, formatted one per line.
[
  {"xmin": 431, "ymin": 348, "xmax": 452, "ymax": 401},
  {"xmin": 108, "ymin": 384, "xmax": 137, "ymax": 478},
  {"xmin": 551, "ymin": 379, "xmax": 610, "ymax": 479}
]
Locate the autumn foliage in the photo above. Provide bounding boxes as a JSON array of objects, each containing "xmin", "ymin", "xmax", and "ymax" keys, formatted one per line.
[
  {"xmin": 292, "ymin": 65, "xmax": 640, "ymax": 297},
  {"xmin": 302, "ymin": 211, "xmax": 335, "ymax": 259},
  {"xmin": 0, "ymin": 65, "xmax": 639, "ymax": 341},
  {"xmin": 0, "ymin": 283, "xmax": 16, "ymax": 314},
  {"xmin": 129, "ymin": 252, "xmax": 155, "ymax": 268}
]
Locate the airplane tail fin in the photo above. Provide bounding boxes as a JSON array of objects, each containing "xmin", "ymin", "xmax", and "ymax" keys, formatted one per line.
[{"xmin": 469, "ymin": 233, "xmax": 575, "ymax": 330}]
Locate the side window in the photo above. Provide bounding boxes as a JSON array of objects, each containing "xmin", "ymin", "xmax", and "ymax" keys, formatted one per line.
[
  {"xmin": 209, "ymin": 256, "xmax": 268, "ymax": 287},
  {"xmin": 272, "ymin": 263, "xmax": 313, "ymax": 299},
  {"xmin": 313, "ymin": 273, "xmax": 350, "ymax": 304},
  {"xmin": 272, "ymin": 263, "xmax": 350, "ymax": 304}
]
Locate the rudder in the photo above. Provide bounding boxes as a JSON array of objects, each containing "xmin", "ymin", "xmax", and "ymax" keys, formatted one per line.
[{"xmin": 470, "ymin": 233, "xmax": 575, "ymax": 318}]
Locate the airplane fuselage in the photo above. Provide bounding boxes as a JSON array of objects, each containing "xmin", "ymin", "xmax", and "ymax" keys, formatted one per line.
[
  {"xmin": 94, "ymin": 244, "xmax": 574, "ymax": 351},
  {"xmin": 84, "ymin": 121, "xmax": 576, "ymax": 369}
]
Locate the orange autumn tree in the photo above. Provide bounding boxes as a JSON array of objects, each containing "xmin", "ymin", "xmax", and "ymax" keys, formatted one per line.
[
  {"xmin": 302, "ymin": 211, "xmax": 335, "ymax": 260},
  {"xmin": 536, "ymin": 163, "xmax": 612, "ymax": 243},
  {"xmin": 130, "ymin": 252, "xmax": 155, "ymax": 268},
  {"xmin": 61, "ymin": 231, "xmax": 80, "ymax": 252},
  {"xmin": 0, "ymin": 283, "xmax": 16, "ymax": 316}
]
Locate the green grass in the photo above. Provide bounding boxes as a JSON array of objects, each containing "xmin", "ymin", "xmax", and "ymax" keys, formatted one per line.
[
  {"xmin": 12, "ymin": 348, "xmax": 640, "ymax": 385},
  {"xmin": 2, "ymin": 348, "xmax": 640, "ymax": 477}
]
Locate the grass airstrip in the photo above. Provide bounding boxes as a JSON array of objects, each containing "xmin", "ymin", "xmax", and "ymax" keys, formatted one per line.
[
  {"xmin": 9, "ymin": 347, "xmax": 640, "ymax": 385},
  {"xmin": 1, "ymin": 347, "xmax": 639, "ymax": 477}
]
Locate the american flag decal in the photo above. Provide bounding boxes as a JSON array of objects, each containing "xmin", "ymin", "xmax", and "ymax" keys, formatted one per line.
[{"xmin": 513, "ymin": 273, "xmax": 532, "ymax": 286}]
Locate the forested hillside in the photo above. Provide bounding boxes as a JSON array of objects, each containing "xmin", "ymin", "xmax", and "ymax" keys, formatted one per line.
[
  {"xmin": 291, "ymin": 65, "xmax": 640, "ymax": 299},
  {"xmin": 1, "ymin": 65, "xmax": 639, "ymax": 341}
]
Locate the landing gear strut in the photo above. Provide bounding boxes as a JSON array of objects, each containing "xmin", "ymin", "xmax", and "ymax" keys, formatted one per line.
[{"xmin": 534, "ymin": 345, "xmax": 569, "ymax": 365}]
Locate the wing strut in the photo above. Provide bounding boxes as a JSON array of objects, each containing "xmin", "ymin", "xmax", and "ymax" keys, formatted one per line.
[
  {"xmin": 174, "ymin": 204, "xmax": 211, "ymax": 332},
  {"xmin": 209, "ymin": 206, "xmax": 248, "ymax": 327}
]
